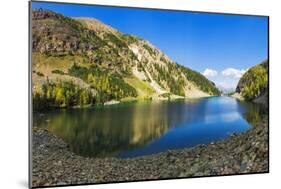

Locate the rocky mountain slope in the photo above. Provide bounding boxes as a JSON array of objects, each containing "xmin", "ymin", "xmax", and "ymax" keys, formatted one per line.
[
  {"xmin": 236, "ymin": 60, "xmax": 268, "ymax": 105},
  {"xmin": 32, "ymin": 9, "xmax": 220, "ymax": 109}
]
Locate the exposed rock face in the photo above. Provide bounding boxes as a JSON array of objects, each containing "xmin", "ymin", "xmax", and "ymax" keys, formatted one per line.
[
  {"xmin": 75, "ymin": 17, "xmax": 117, "ymax": 33},
  {"xmin": 32, "ymin": 8, "xmax": 57, "ymax": 20},
  {"xmin": 32, "ymin": 10, "xmax": 99, "ymax": 56},
  {"xmin": 32, "ymin": 9, "xmax": 220, "ymax": 102},
  {"xmin": 253, "ymin": 90, "xmax": 268, "ymax": 105}
]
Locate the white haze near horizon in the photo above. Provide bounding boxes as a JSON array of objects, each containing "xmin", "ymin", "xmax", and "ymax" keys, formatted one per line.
[{"xmin": 202, "ymin": 67, "xmax": 248, "ymax": 93}]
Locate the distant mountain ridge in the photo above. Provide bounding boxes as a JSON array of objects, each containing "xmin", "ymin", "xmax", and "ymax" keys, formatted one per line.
[{"xmin": 32, "ymin": 9, "xmax": 220, "ymax": 109}]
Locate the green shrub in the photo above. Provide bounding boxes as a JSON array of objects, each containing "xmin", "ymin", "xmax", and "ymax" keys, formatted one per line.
[
  {"xmin": 104, "ymin": 33, "xmax": 128, "ymax": 49},
  {"xmin": 143, "ymin": 43, "xmax": 155, "ymax": 55},
  {"xmin": 176, "ymin": 63, "xmax": 220, "ymax": 96},
  {"xmin": 52, "ymin": 69, "xmax": 65, "ymax": 75},
  {"xmin": 240, "ymin": 61, "xmax": 268, "ymax": 100},
  {"xmin": 68, "ymin": 63, "xmax": 137, "ymax": 103},
  {"xmin": 36, "ymin": 72, "xmax": 44, "ymax": 77}
]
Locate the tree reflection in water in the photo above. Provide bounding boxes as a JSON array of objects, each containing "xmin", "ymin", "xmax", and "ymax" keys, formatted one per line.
[{"xmin": 33, "ymin": 97, "xmax": 267, "ymax": 158}]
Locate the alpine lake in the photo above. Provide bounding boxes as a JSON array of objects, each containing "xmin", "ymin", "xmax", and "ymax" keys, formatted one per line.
[{"xmin": 33, "ymin": 96, "xmax": 267, "ymax": 158}]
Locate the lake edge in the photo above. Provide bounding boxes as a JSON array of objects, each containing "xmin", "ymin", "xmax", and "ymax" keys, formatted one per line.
[
  {"xmin": 32, "ymin": 114, "xmax": 268, "ymax": 187},
  {"xmin": 33, "ymin": 96, "xmax": 266, "ymax": 158}
]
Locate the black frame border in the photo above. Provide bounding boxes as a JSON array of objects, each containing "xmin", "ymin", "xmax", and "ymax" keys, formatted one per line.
[{"xmin": 28, "ymin": 0, "xmax": 270, "ymax": 188}]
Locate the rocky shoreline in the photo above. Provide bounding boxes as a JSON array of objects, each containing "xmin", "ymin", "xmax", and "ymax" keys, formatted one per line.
[{"xmin": 32, "ymin": 116, "xmax": 268, "ymax": 187}]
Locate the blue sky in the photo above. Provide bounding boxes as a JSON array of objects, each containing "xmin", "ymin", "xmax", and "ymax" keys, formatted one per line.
[{"xmin": 32, "ymin": 2, "xmax": 268, "ymax": 92}]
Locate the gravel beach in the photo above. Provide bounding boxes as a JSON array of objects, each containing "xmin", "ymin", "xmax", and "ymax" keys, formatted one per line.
[{"xmin": 32, "ymin": 116, "xmax": 268, "ymax": 187}]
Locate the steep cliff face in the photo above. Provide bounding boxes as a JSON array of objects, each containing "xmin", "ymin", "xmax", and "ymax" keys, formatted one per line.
[
  {"xmin": 32, "ymin": 9, "xmax": 220, "ymax": 108},
  {"xmin": 236, "ymin": 60, "xmax": 268, "ymax": 105}
]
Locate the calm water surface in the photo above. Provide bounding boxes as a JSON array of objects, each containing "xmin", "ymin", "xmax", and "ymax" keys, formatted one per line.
[{"xmin": 33, "ymin": 97, "xmax": 266, "ymax": 158}]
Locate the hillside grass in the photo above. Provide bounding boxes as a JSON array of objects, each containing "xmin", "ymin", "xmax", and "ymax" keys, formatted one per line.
[
  {"xmin": 124, "ymin": 77, "xmax": 155, "ymax": 98},
  {"xmin": 32, "ymin": 9, "xmax": 222, "ymax": 111},
  {"xmin": 32, "ymin": 53, "xmax": 90, "ymax": 74}
]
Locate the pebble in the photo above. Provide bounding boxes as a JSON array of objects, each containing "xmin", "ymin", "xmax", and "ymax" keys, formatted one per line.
[{"xmin": 32, "ymin": 116, "xmax": 269, "ymax": 187}]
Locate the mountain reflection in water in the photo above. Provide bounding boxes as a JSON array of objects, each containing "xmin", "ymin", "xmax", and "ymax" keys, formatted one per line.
[{"xmin": 33, "ymin": 97, "xmax": 267, "ymax": 158}]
